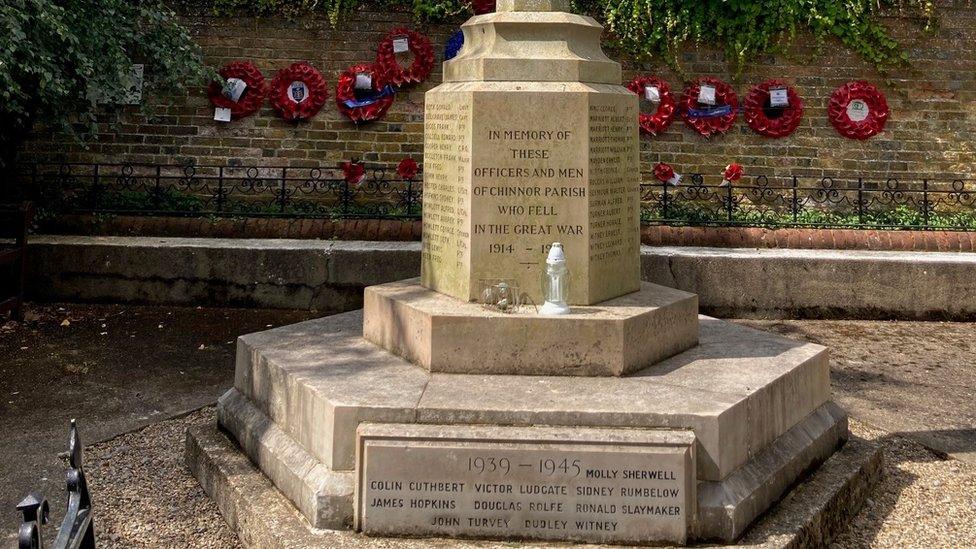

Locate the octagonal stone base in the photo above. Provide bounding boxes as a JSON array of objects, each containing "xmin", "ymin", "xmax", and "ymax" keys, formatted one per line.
[
  {"xmin": 362, "ymin": 279, "xmax": 699, "ymax": 376},
  {"xmin": 214, "ymin": 308, "xmax": 848, "ymax": 543}
]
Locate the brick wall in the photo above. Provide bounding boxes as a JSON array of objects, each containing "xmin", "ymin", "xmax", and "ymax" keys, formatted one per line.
[{"xmin": 20, "ymin": 3, "xmax": 976, "ymax": 182}]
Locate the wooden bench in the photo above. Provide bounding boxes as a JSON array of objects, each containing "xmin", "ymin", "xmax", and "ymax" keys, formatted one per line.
[{"xmin": 0, "ymin": 202, "xmax": 34, "ymax": 320}]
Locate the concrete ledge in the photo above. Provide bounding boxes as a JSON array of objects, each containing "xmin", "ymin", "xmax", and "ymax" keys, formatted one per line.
[
  {"xmin": 28, "ymin": 235, "xmax": 976, "ymax": 319},
  {"xmin": 641, "ymin": 246, "xmax": 976, "ymax": 320},
  {"xmin": 186, "ymin": 424, "xmax": 882, "ymax": 548},
  {"xmin": 28, "ymin": 236, "xmax": 420, "ymax": 311}
]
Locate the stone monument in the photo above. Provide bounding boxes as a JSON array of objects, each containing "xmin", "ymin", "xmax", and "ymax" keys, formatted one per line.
[{"xmin": 188, "ymin": 1, "xmax": 852, "ymax": 545}]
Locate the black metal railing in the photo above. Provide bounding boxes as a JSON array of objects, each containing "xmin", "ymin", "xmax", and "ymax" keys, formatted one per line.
[
  {"xmin": 17, "ymin": 162, "xmax": 423, "ymax": 220},
  {"xmin": 16, "ymin": 420, "xmax": 95, "ymax": 549},
  {"xmin": 641, "ymin": 174, "xmax": 976, "ymax": 230},
  {"xmin": 15, "ymin": 162, "xmax": 976, "ymax": 231}
]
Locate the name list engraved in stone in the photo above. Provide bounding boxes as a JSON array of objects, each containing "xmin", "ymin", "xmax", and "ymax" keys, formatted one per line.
[
  {"xmin": 356, "ymin": 426, "xmax": 694, "ymax": 545},
  {"xmin": 421, "ymin": 95, "xmax": 472, "ymax": 298}
]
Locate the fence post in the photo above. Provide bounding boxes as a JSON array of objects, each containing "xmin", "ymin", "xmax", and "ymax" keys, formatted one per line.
[
  {"xmin": 30, "ymin": 163, "xmax": 38, "ymax": 202},
  {"xmin": 857, "ymin": 178, "xmax": 864, "ymax": 225},
  {"xmin": 791, "ymin": 176, "xmax": 798, "ymax": 223},
  {"xmin": 922, "ymin": 179, "xmax": 930, "ymax": 228},
  {"xmin": 279, "ymin": 167, "xmax": 288, "ymax": 213},
  {"xmin": 726, "ymin": 178, "xmax": 734, "ymax": 223},
  {"xmin": 342, "ymin": 180, "xmax": 351, "ymax": 216},
  {"xmin": 153, "ymin": 165, "xmax": 162, "ymax": 211},
  {"xmin": 217, "ymin": 166, "xmax": 225, "ymax": 213},
  {"xmin": 91, "ymin": 164, "xmax": 100, "ymax": 213},
  {"xmin": 661, "ymin": 181, "xmax": 669, "ymax": 221},
  {"xmin": 405, "ymin": 178, "xmax": 415, "ymax": 217}
]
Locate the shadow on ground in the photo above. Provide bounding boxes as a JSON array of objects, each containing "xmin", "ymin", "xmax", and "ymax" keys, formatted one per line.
[{"xmin": 0, "ymin": 303, "xmax": 317, "ymax": 544}]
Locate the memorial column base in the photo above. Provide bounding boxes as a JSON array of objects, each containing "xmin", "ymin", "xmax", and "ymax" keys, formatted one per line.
[{"xmin": 187, "ymin": 298, "xmax": 858, "ymax": 546}]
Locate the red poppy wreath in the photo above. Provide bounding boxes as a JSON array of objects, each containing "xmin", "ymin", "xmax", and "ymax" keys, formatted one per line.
[
  {"xmin": 207, "ymin": 61, "xmax": 267, "ymax": 120},
  {"xmin": 376, "ymin": 28, "xmax": 435, "ymax": 87},
  {"xmin": 743, "ymin": 79, "xmax": 803, "ymax": 138},
  {"xmin": 627, "ymin": 75, "xmax": 676, "ymax": 136},
  {"xmin": 269, "ymin": 62, "xmax": 329, "ymax": 121},
  {"xmin": 335, "ymin": 63, "xmax": 396, "ymax": 124},
  {"xmin": 680, "ymin": 77, "xmax": 738, "ymax": 137},
  {"xmin": 828, "ymin": 81, "xmax": 890, "ymax": 140}
]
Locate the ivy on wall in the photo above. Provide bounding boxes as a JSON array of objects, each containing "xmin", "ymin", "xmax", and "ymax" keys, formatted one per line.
[
  {"xmin": 583, "ymin": 0, "xmax": 934, "ymax": 77},
  {"xmin": 199, "ymin": 0, "xmax": 467, "ymax": 23},
  {"xmin": 185, "ymin": 0, "xmax": 933, "ymax": 74}
]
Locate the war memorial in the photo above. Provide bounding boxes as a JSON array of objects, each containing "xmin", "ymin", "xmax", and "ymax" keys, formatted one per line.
[{"xmin": 187, "ymin": 0, "xmax": 853, "ymax": 545}]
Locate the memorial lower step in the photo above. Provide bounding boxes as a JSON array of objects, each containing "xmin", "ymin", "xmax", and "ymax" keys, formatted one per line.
[{"xmin": 218, "ymin": 309, "xmax": 849, "ymax": 544}]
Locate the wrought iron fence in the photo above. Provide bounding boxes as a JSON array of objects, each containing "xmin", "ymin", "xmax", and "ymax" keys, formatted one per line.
[
  {"xmin": 641, "ymin": 174, "xmax": 976, "ymax": 230},
  {"xmin": 15, "ymin": 162, "xmax": 976, "ymax": 231},
  {"xmin": 16, "ymin": 420, "xmax": 95, "ymax": 549},
  {"xmin": 17, "ymin": 162, "xmax": 423, "ymax": 220}
]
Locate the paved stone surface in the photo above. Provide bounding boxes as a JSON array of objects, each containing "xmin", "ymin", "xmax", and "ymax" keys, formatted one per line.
[{"xmin": 737, "ymin": 319, "xmax": 976, "ymax": 464}]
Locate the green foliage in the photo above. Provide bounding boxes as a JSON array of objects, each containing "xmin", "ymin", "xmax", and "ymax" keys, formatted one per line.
[
  {"xmin": 646, "ymin": 203, "xmax": 976, "ymax": 230},
  {"xmin": 0, "ymin": 0, "xmax": 207, "ymax": 167},
  {"xmin": 591, "ymin": 0, "xmax": 934, "ymax": 77},
  {"xmin": 205, "ymin": 0, "xmax": 466, "ymax": 24},
  {"xmin": 197, "ymin": 0, "xmax": 929, "ymax": 77}
]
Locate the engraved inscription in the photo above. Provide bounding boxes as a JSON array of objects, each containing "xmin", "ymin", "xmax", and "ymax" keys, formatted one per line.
[
  {"xmin": 357, "ymin": 431, "xmax": 693, "ymax": 545},
  {"xmin": 422, "ymin": 95, "xmax": 472, "ymax": 298}
]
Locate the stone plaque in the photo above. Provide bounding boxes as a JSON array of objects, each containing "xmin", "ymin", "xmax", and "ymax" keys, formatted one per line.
[{"xmin": 355, "ymin": 424, "xmax": 695, "ymax": 545}]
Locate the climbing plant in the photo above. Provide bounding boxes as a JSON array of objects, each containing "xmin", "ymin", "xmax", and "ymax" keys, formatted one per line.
[
  {"xmin": 206, "ymin": 0, "xmax": 466, "ymax": 23},
  {"xmin": 578, "ymin": 0, "xmax": 934, "ymax": 77},
  {"xmin": 199, "ymin": 0, "xmax": 932, "ymax": 76}
]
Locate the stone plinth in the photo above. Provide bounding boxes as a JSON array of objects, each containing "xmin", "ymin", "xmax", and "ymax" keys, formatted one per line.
[
  {"xmin": 421, "ymin": 3, "xmax": 640, "ymax": 306},
  {"xmin": 362, "ymin": 278, "xmax": 699, "ymax": 376},
  {"xmin": 217, "ymin": 310, "xmax": 847, "ymax": 542}
]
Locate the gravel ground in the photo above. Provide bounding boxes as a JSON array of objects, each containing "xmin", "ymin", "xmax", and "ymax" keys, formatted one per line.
[
  {"xmin": 85, "ymin": 407, "xmax": 241, "ymax": 548},
  {"xmin": 834, "ymin": 421, "xmax": 976, "ymax": 548},
  {"xmin": 79, "ymin": 409, "xmax": 975, "ymax": 548}
]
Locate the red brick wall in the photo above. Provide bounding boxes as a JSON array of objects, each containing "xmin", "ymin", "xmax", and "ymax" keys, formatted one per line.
[{"xmin": 20, "ymin": 4, "xmax": 976, "ymax": 182}]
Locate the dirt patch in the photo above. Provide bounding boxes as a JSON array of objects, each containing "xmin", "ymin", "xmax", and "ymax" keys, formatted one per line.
[{"xmin": 736, "ymin": 319, "xmax": 976, "ymax": 462}]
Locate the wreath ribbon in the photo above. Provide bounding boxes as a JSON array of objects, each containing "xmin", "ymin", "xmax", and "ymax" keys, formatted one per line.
[
  {"xmin": 341, "ymin": 85, "xmax": 397, "ymax": 108},
  {"xmin": 686, "ymin": 105, "xmax": 734, "ymax": 118}
]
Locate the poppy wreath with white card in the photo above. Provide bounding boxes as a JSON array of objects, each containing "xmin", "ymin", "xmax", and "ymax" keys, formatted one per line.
[
  {"xmin": 335, "ymin": 63, "xmax": 396, "ymax": 123},
  {"xmin": 828, "ymin": 81, "xmax": 889, "ymax": 140},
  {"xmin": 269, "ymin": 62, "xmax": 329, "ymax": 121},
  {"xmin": 626, "ymin": 75, "xmax": 676, "ymax": 136},
  {"xmin": 743, "ymin": 79, "xmax": 803, "ymax": 138},
  {"xmin": 376, "ymin": 28, "xmax": 435, "ymax": 87},
  {"xmin": 207, "ymin": 61, "xmax": 266, "ymax": 120},
  {"xmin": 680, "ymin": 77, "xmax": 738, "ymax": 137}
]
